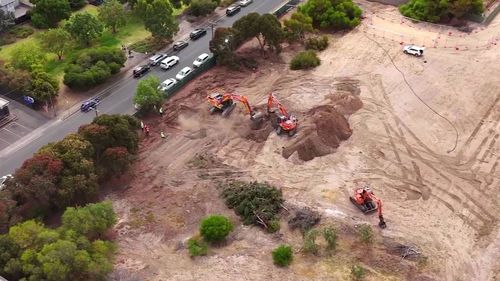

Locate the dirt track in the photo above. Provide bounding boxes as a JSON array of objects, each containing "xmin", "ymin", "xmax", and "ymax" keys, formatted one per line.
[{"xmin": 110, "ymin": 2, "xmax": 500, "ymax": 281}]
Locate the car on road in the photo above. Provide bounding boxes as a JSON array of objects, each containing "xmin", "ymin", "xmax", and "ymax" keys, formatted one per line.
[
  {"xmin": 190, "ymin": 28, "xmax": 207, "ymax": 40},
  {"xmin": 160, "ymin": 55, "xmax": 180, "ymax": 70},
  {"xmin": 238, "ymin": 0, "xmax": 252, "ymax": 6},
  {"xmin": 193, "ymin": 53, "xmax": 210, "ymax": 68},
  {"xmin": 149, "ymin": 53, "xmax": 167, "ymax": 66},
  {"xmin": 133, "ymin": 65, "xmax": 151, "ymax": 77},
  {"xmin": 173, "ymin": 41, "xmax": 189, "ymax": 51},
  {"xmin": 176, "ymin": 66, "xmax": 192, "ymax": 80},
  {"xmin": 403, "ymin": 45, "xmax": 425, "ymax": 57},
  {"xmin": 158, "ymin": 78, "xmax": 178, "ymax": 92},
  {"xmin": 226, "ymin": 4, "xmax": 241, "ymax": 16},
  {"xmin": 80, "ymin": 98, "xmax": 100, "ymax": 112},
  {"xmin": 0, "ymin": 174, "xmax": 12, "ymax": 190}
]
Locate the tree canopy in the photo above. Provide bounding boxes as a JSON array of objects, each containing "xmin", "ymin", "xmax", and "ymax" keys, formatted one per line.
[
  {"xmin": 298, "ymin": 0, "xmax": 362, "ymax": 30},
  {"xmin": 136, "ymin": 0, "xmax": 179, "ymax": 41},
  {"xmin": 399, "ymin": 0, "xmax": 483, "ymax": 22},
  {"xmin": 24, "ymin": 65, "xmax": 59, "ymax": 103},
  {"xmin": 64, "ymin": 12, "xmax": 104, "ymax": 46},
  {"xmin": 133, "ymin": 75, "xmax": 163, "ymax": 112},
  {"xmin": 9, "ymin": 42, "xmax": 46, "ymax": 72},
  {"xmin": 39, "ymin": 28, "xmax": 73, "ymax": 60},
  {"xmin": 284, "ymin": 12, "xmax": 314, "ymax": 42},
  {"xmin": 0, "ymin": 9, "xmax": 14, "ymax": 34},
  {"xmin": 187, "ymin": 0, "xmax": 218, "ymax": 17},
  {"xmin": 98, "ymin": 0, "xmax": 127, "ymax": 33},
  {"xmin": 232, "ymin": 13, "xmax": 284, "ymax": 52},
  {"xmin": 30, "ymin": 0, "xmax": 71, "ymax": 28}
]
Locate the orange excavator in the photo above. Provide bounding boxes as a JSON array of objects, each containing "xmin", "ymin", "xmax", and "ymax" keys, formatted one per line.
[
  {"xmin": 350, "ymin": 186, "xmax": 387, "ymax": 229},
  {"xmin": 207, "ymin": 90, "xmax": 263, "ymax": 121},
  {"xmin": 267, "ymin": 93, "xmax": 298, "ymax": 136}
]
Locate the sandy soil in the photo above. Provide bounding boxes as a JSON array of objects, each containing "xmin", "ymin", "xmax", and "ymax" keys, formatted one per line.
[{"xmin": 109, "ymin": 3, "xmax": 500, "ymax": 281}]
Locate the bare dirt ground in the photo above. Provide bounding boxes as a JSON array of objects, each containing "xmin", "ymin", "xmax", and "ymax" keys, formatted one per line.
[{"xmin": 109, "ymin": 3, "xmax": 500, "ymax": 281}]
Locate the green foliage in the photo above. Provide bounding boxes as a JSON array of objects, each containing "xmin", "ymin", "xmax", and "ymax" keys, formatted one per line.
[
  {"xmin": 209, "ymin": 27, "xmax": 237, "ymax": 67},
  {"xmin": 259, "ymin": 14, "xmax": 284, "ymax": 53},
  {"xmin": 322, "ymin": 226, "xmax": 338, "ymax": 252},
  {"xmin": 302, "ymin": 229, "xmax": 319, "ymax": 255},
  {"xmin": 232, "ymin": 13, "xmax": 284, "ymax": 52},
  {"xmin": 272, "ymin": 245, "xmax": 293, "ymax": 267},
  {"xmin": 98, "ymin": 0, "xmax": 127, "ymax": 33},
  {"xmin": 100, "ymin": 147, "xmax": 132, "ymax": 177},
  {"xmin": 399, "ymin": 0, "xmax": 483, "ymax": 22},
  {"xmin": 267, "ymin": 219, "xmax": 280, "ymax": 233},
  {"xmin": 305, "ymin": 35, "xmax": 329, "ymax": 51},
  {"xmin": 39, "ymin": 28, "xmax": 73, "ymax": 60},
  {"xmin": 90, "ymin": 114, "xmax": 140, "ymax": 154},
  {"xmin": 30, "ymin": 0, "xmax": 71, "ymax": 28},
  {"xmin": 0, "ymin": 9, "xmax": 14, "ymax": 34},
  {"xmin": 129, "ymin": 36, "xmax": 164, "ymax": 53},
  {"xmin": 8, "ymin": 25, "xmax": 34, "ymax": 38},
  {"xmin": 64, "ymin": 12, "xmax": 104, "ymax": 46},
  {"xmin": 62, "ymin": 201, "xmax": 116, "ymax": 239},
  {"xmin": 357, "ymin": 224, "xmax": 373, "ymax": 244},
  {"xmin": 0, "ymin": 65, "xmax": 31, "ymax": 90},
  {"xmin": 220, "ymin": 181, "xmax": 284, "ymax": 229},
  {"xmin": 187, "ymin": 236, "xmax": 208, "ymax": 257},
  {"xmin": 188, "ymin": 0, "xmax": 218, "ymax": 17},
  {"xmin": 133, "ymin": 75, "xmax": 163, "ymax": 112},
  {"xmin": 284, "ymin": 12, "xmax": 314, "ymax": 42},
  {"xmin": 290, "ymin": 50, "xmax": 320, "ymax": 70},
  {"xmin": 136, "ymin": 0, "xmax": 179, "ymax": 41},
  {"xmin": 299, "ymin": 0, "xmax": 362, "ymax": 30},
  {"xmin": 8, "ymin": 220, "xmax": 45, "ymax": 250},
  {"xmin": 69, "ymin": 0, "xmax": 86, "ymax": 9},
  {"xmin": 9, "ymin": 42, "xmax": 47, "ymax": 72},
  {"xmin": 25, "ymin": 65, "xmax": 59, "ymax": 103},
  {"xmin": 351, "ymin": 264, "xmax": 366, "ymax": 280},
  {"xmin": 199, "ymin": 215, "xmax": 233, "ymax": 243},
  {"xmin": 63, "ymin": 47, "xmax": 126, "ymax": 89}
]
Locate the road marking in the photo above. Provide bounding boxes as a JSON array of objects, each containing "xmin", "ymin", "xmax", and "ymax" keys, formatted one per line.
[
  {"xmin": 0, "ymin": 136, "xmax": 10, "ymax": 145},
  {"xmin": 9, "ymin": 121, "xmax": 32, "ymax": 131},
  {"xmin": 3, "ymin": 128, "xmax": 23, "ymax": 138}
]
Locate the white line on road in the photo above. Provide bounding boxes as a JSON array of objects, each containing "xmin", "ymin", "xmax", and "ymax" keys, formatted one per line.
[{"xmin": 3, "ymin": 128, "xmax": 23, "ymax": 138}]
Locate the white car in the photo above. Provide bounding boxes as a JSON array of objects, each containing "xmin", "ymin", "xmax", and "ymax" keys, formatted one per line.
[
  {"xmin": 160, "ymin": 55, "xmax": 180, "ymax": 70},
  {"xmin": 403, "ymin": 45, "xmax": 425, "ymax": 56},
  {"xmin": 158, "ymin": 78, "xmax": 177, "ymax": 92},
  {"xmin": 193, "ymin": 53, "xmax": 210, "ymax": 68},
  {"xmin": 149, "ymin": 53, "xmax": 167, "ymax": 66},
  {"xmin": 175, "ymin": 66, "xmax": 192, "ymax": 80},
  {"xmin": 238, "ymin": 0, "xmax": 252, "ymax": 6},
  {"xmin": 0, "ymin": 174, "xmax": 12, "ymax": 190}
]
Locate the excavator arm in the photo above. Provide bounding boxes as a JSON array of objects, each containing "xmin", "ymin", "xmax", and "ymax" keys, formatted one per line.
[
  {"xmin": 366, "ymin": 192, "xmax": 386, "ymax": 229},
  {"xmin": 230, "ymin": 94, "xmax": 253, "ymax": 115}
]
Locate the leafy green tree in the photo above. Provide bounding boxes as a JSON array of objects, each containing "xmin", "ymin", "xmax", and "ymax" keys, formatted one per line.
[
  {"xmin": 232, "ymin": 12, "xmax": 261, "ymax": 46},
  {"xmin": 136, "ymin": 0, "xmax": 179, "ymax": 41},
  {"xmin": 78, "ymin": 124, "xmax": 112, "ymax": 159},
  {"xmin": 209, "ymin": 27, "xmax": 237, "ymax": 67},
  {"xmin": 232, "ymin": 13, "xmax": 283, "ymax": 52},
  {"xmin": 133, "ymin": 75, "xmax": 163, "ymax": 112},
  {"xmin": 91, "ymin": 114, "xmax": 140, "ymax": 154},
  {"xmin": 62, "ymin": 201, "xmax": 116, "ymax": 239},
  {"xmin": 98, "ymin": 0, "xmax": 127, "ymax": 33},
  {"xmin": 0, "ymin": 234, "xmax": 21, "ymax": 279},
  {"xmin": 259, "ymin": 14, "xmax": 284, "ymax": 53},
  {"xmin": 64, "ymin": 12, "xmax": 104, "ymax": 46},
  {"xmin": 25, "ymin": 65, "xmax": 59, "ymax": 103},
  {"xmin": 299, "ymin": 0, "xmax": 362, "ymax": 30},
  {"xmin": 0, "ymin": 65, "xmax": 32, "ymax": 91},
  {"xmin": 100, "ymin": 147, "xmax": 132, "ymax": 177},
  {"xmin": 399, "ymin": 0, "xmax": 482, "ymax": 22},
  {"xmin": 8, "ymin": 220, "xmax": 45, "ymax": 250},
  {"xmin": 30, "ymin": 0, "xmax": 71, "ymax": 28},
  {"xmin": 284, "ymin": 12, "xmax": 314, "ymax": 42},
  {"xmin": 39, "ymin": 28, "xmax": 73, "ymax": 60},
  {"xmin": 199, "ymin": 215, "xmax": 233, "ymax": 243},
  {"xmin": 0, "ymin": 9, "xmax": 14, "ymax": 33},
  {"xmin": 188, "ymin": 0, "xmax": 218, "ymax": 17},
  {"xmin": 9, "ymin": 42, "xmax": 46, "ymax": 72}
]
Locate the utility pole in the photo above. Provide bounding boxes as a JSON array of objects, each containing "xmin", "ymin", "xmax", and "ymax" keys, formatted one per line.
[{"xmin": 208, "ymin": 21, "xmax": 216, "ymax": 39}]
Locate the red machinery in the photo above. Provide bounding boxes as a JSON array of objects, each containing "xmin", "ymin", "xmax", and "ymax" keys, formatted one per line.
[
  {"xmin": 267, "ymin": 93, "xmax": 298, "ymax": 136},
  {"xmin": 349, "ymin": 186, "xmax": 387, "ymax": 229},
  {"xmin": 207, "ymin": 90, "xmax": 263, "ymax": 121}
]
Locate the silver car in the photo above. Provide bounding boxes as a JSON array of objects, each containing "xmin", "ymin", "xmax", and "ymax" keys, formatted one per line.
[
  {"xmin": 239, "ymin": 0, "xmax": 253, "ymax": 6},
  {"xmin": 175, "ymin": 67, "xmax": 192, "ymax": 80},
  {"xmin": 158, "ymin": 78, "xmax": 178, "ymax": 92}
]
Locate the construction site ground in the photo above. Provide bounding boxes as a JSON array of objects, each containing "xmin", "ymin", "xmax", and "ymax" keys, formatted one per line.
[{"xmin": 108, "ymin": 2, "xmax": 500, "ymax": 281}]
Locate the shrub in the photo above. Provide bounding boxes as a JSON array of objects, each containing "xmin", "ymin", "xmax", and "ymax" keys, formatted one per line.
[
  {"xmin": 129, "ymin": 37, "xmax": 164, "ymax": 53},
  {"xmin": 399, "ymin": 0, "xmax": 483, "ymax": 23},
  {"xmin": 272, "ymin": 245, "xmax": 293, "ymax": 267},
  {"xmin": 290, "ymin": 50, "xmax": 320, "ymax": 70},
  {"xmin": 199, "ymin": 215, "xmax": 233, "ymax": 243},
  {"xmin": 187, "ymin": 236, "xmax": 208, "ymax": 257},
  {"xmin": 288, "ymin": 207, "xmax": 320, "ymax": 232},
  {"xmin": 9, "ymin": 25, "xmax": 34, "ymax": 38},
  {"xmin": 188, "ymin": 0, "xmax": 218, "ymax": 17},
  {"xmin": 267, "ymin": 219, "xmax": 280, "ymax": 233},
  {"xmin": 305, "ymin": 35, "xmax": 329, "ymax": 51},
  {"xmin": 357, "ymin": 224, "xmax": 373, "ymax": 244},
  {"xmin": 323, "ymin": 226, "xmax": 338, "ymax": 252},
  {"xmin": 220, "ymin": 181, "xmax": 284, "ymax": 230},
  {"xmin": 302, "ymin": 229, "xmax": 319, "ymax": 255},
  {"xmin": 299, "ymin": 0, "xmax": 362, "ymax": 30},
  {"xmin": 351, "ymin": 264, "xmax": 366, "ymax": 280}
]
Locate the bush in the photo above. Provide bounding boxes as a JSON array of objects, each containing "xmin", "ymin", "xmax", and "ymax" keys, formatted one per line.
[
  {"xmin": 267, "ymin": 219, "xmax": 280, "ymax": 233},
  {"xmin": 323, "ymin": 226, "xmax": 338, "ymax": 252},
  {"xmin": 305, "ymin": 35, "xmax": 329, "ymax": 51},
  {"xmin": 272, "ymin": 245, "xmax": 293, "ymax": 267},
  {"xmin": 188, "ymin": 0, "xmax": 218, "ymax": 17},
  {"xmin": 399, "ymin": 0, "xmax": 483, "ymax": 23},
  {"xmin": 302, "ymin": 229, "xmax": 319, "ymax": 255},
  {"xmin": 199, "ymin": 215, "xmax": 233, "ymax": 243},
  {"xmin": 187, "ymin": 236, "xmax": 208, "ymax": 257},
  {"xmin": 9, "ymin": 25, "xmax": 34, "ymax": 38},
  {"xmin": 220, "ymin": 181, "xmax": 284, "ymax": 230},
  {"xmin": 357, "ymin": 224, "xmax": 373, "ymax": 244},
  {"xmin": 290, "ymin": 50, "xmax": 320, "ymax": 70},
  {"xmin": 351, "ymin": 264, "xmax": 366, "ymax": 280},
  {"xmin": 129, "ymin": 37, "xmax": 164, "ymax": 53},
  {"xmin": 299, "ymin": 0, "xmax": 362, "ymax": 30}
]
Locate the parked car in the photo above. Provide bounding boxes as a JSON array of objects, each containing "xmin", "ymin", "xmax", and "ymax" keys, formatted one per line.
[
  {"xmin": 173, "ymin": 41, "xmax": 189, "ymax": 51},
  {"xmin": 238, "ymin": 0, "xmax": 252, "ymax": 7},
  {"xmin": 133, "ymin": 65, "xmax": 151, "ymax": 77},
  {"xmin": 403, "ymin": 45, "xmax": 425, "ymax": 57},
  {"xmin": 226, "ymin": 5, "xmax": 241, "ymax": 16},
  {"xmin": 149, "ymin": 53, "xmax": 167, "ymax": 66},
  {"xmin": 160, "ymin": 56, "xmax": 180, "ymax": 70},
  {"xmin": 80, "ymin": 98, "xmax": 100, "ymax": 112},
  {"xmin": 176, "ymin": 67, "xmax": 192, "ymax": 80},
  {"xmin": 190, "ymin": 28, "xmax": 207, "ymax": 40},
  {"xmin": 0, "ymin": 174, "xmax": 12, "ymax": 190},
  {"xmin": 193, "ymin": 53, "xmax": 210, "ymax": 68},
  {"xmin": 158, "ymin": 78, "xmax": 178, "ymax": 92}
]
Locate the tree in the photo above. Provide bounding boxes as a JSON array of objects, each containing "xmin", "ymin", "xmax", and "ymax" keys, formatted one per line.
[
  {"xmin": 91, "ymin": 114, "xmax": 140, "ymax": 154},
  {"xmin": 0, "ymin": 9, "xmax": 14, "ymax": 33},
  {"xmin": 258, "ymin": 14, "xmax": 284, "ymax": 53},
  {"xmin": 298, "ymin": 0, "xmax": 362, "ymax": 30},
  {"xmin": 209, "ymin": 27, "xmax": 237, "ymax": 67},
  {"xmin": 78, "ymin": 124, "xmax": 112, "ymax": 159},
  {"xmin": 232, "ymin": 13, "xmax": 284, "ymax": 52},
  {"xmin": 133, "ymin": 75, "xmax": 163, "ymax": 112},
  {"xmin": 136, "ymin": 0, "xmax": 179, "ymax": 41},
  {"xmin": 69, "ymin": 0, "xmax": 86, "ymax": 9},
  {"xmin": 170, "ymin": 0, "xmax": 183, "ymax": 8},
  {"xmin": 199, "ymin": 215, "xmax": 233, "ymax": 243},
  {"xmin": 30, "ymin": 0, "xmax": 71, "ymax": 28},
  {"xmin": 62, "ymin": 201, "xmax": 116, "ymax": 239},
  {"xmin": 188, "ymin": 0, "xmax": 218, "ymax": 17},
  {"xmin": 9, "ymin": 42, "xmax": 46, "ymax": 72},
  {"xmin": 8, "ymin": 220, "xmax": 45, "ymax": 250},
  {"xmin": 98, "ymin": 0, "xmax": 127, "ymax": 33},
  {"xmin": 64, "ymin": 12, "xmax": 104, "ymax": 46},
  {"xmin": 0, "ymin": 65, "xmax": 31, "ymax": 91},
  {"xmin": 399, "ymin": 0, "xmax": 482, "ymax": 22},
  {"xmin": 39, "ymin": 28, "xmax": 73, "ymax": 60},
  {"xmin": 100, "ymin": 147, "xmax": 132, "ymax": 177},
  {"xmin": 283, "ymin": 12, "xmax": 314, "ymax": 42},
  {"xmin": 25, "ymin": 65, "xmax": 59, "ymax": 103},
  {"xmin": 232, "ymin": 12, "xmax": 261, "ymax": 47}
]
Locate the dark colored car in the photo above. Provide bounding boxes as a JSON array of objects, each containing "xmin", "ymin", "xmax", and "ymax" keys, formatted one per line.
[
  {"xmin": 133, "ymin": 65, "xmax": 151, "ymax": 78},
  {"xmin": 80, "ymin": 98, "xmax": 100, "ymax": 112},
  {"xmin": 190, "ymin": 28, "xmax": 207, "ymax": 40},
  {"xmin": 173, "ymin": 41, "xmax": 189, "ymax": 51},
  {"xmin": 226, "ymin": 5, "xmax": 241, "ymax": 16}
]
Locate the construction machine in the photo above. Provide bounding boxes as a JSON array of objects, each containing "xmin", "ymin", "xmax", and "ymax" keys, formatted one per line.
[
  {"xmin": 349, "ymin": 186, "xmax": 387, "ymax": 229},
  {"xmin": 267, "ymin": 93, "xmax": 298, "ymax": 136},
  {"xmin": 207, "ymin": 90, "xmax": 264, "ymax": 121}
]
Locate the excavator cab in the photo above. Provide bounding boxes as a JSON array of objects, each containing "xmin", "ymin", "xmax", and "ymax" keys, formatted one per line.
[
  {"xmin": 268, "ymin": 93, "xmax": 298, "ymax": 136},
  {"xmin": 207, "ymin": 92, "xmax": 235, "ymax": 116},
  {"xmin": 349, "ymin": 186, "xmax": 387, "ymax": 229}
]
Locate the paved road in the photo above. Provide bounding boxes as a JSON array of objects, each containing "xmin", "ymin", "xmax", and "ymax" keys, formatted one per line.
[{"xmin": 0, "ymin": 0, "xmax": 287, "ymax": 176}]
